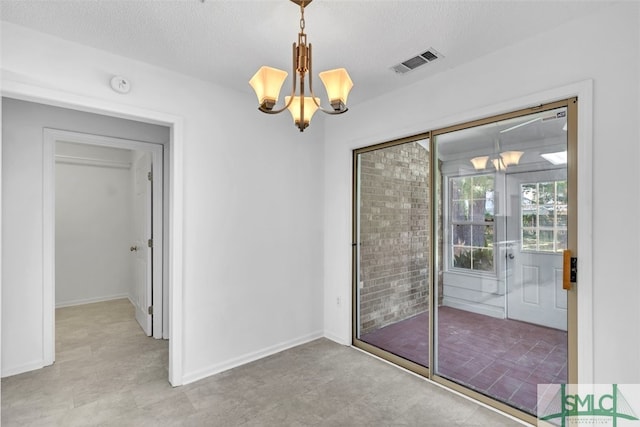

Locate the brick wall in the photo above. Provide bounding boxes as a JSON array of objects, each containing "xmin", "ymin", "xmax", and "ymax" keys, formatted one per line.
[{"xmin": 358, "ymin": 142, "xmax": 429, "ymax": 334}]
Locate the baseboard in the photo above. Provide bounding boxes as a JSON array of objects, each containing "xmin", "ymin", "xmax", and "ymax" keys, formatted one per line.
[
  {"xmin": 442, "ymin": 298, "xmax": 505, "ymax": 319},
  {"xmin": 1, "ymin": 359, "xmax": 47, "ymax": 378},
  {"xmin": 55, "ymin": 293, "xmax": 129, "ymax": 308},
  {"xmin": 181, "ymin": 330, "xmax": 324, "ymax": 385},
  {"xmin": 324, "ymin": 330, "xmax": 350, "ymax": 345}
]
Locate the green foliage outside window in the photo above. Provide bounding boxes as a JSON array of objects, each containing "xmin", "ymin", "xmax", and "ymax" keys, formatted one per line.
[{"xmin": 450, "ymin": 175, "xmax": 495, "ymax": 272}]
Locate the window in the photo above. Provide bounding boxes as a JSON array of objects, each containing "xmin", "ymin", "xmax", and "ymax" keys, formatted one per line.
[
  {"xmin": 521, "ymin": 180, "xmax": 567, "ymax": 252},
  {"xmin": 450, "ymin": 175, "xmax": 495, "ymax": 272}
]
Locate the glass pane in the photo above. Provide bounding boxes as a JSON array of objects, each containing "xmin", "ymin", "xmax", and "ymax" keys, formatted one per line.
[
  {"xmin": 539, "ymin": 230, "xmax": 554, "ymax": 252},
  {"xmin": 557, "ymin": 213, "xmax": 568, "ymax": 227},
  {"xmin": 452, "ymin": 200, "xmax": 469, "ymax": 221},
  {"xmin": 556, "ymin": 181, "xmax": 567, "ymax": 204},
  {"xmin": 522, "ymin": 229, "xmax": 537, "ymax": 250},
  {"xmin": 472, "ymin": 248, "xmax": 493, "ymax": 271},
  {"xmin": 472, "ymin": 225, "xmax": 492, "ymax": 248},
  {"xmin": 539, "ymin": 208, "xmax": 554, "ymax": 227},
  {"xmin": 556, "ymin": 229, "xmax": 568, "ymax": 251},
  {"xmin": 453, "ymin": 247, "xmax": 472, "ymax": 269},
  {"xmin": 456, "ymin": 177, "xmax": 472, "ymax": 200},
  {"xmin": 434, "ymin": 106, "xmax": 568, "ymax": 416},
  {"xmin": 522, "ymin": 213, "xmax": 536, "ymax": 227},
  {"xmin": 471, "ymin": 199, "xmax": 487, "ymax": 221},
  {"xmin": 453, "ymin": 224, "xmax": 471, "ymax": 247},
  {"xmin": 539, "ymin": 182, "xmax": 555, "ymax": 203},
  {"xmin": 355, "ymin": 139, "xmax": 430, "ymax": 368},
  {"xmin": 522, "ymin": 183, "xmax": 537, "ymax": 204}
]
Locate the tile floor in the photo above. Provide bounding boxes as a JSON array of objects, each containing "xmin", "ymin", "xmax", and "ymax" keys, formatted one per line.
[
  {"xmin": 1, "ymin": 299, "xmax": 524, "ymax": 426},
  {"xmin": 361, "ymin": 306, "xmax": 567, "ymax": 415}
]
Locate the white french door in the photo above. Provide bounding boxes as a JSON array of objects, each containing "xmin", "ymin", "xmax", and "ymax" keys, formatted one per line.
[
  {"xmin": 132, "ymin": 151, "xmax": 153, "ymax": 336},
  {"xmin": 505, "ymin": 170, "xmax": 567, "ymax": 331}
]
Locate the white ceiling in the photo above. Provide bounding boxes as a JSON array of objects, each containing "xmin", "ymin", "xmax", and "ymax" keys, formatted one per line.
[{"xmin": 0, "ymin": 0, "xmax": 612, "ymax": 106}]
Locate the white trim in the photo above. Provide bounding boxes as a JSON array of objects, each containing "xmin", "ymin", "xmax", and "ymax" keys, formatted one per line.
[
  {"xmin": 55, "ymin": 154, "xmax": 132, "ymax": 170},
  {"xmin": 42, "ymin": 132, "xmax": 55, "ymax": 367},
  {"xmin": 1, "ymin": 359, "xmax": 48, "ymax": 379},
  {"xmin": 182, "ymin": 331, "xmax": 324, "ymax": 385},
  {"xmin": 1, "ymin": 79, "xmax": 184, "ymax": 386},
  {"xmin": 442, "ymin": 298, "xmax": 505, "ymax": 319},
  {"xmin": 56, "ymin": 294, "xmax": 130, "ymax": 309},
  {"xmin": 575, "ymin": 81, "xmax": 594, "ymax": 385}
]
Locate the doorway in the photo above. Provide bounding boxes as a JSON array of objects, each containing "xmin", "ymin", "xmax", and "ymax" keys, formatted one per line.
[
  {"xmin": 52, "ymin": 134, "xmax": 164, "ymax": 339},
  {"xmin": 1, "ymin": 92, "xmax": 183, "ymax": 385},
  {"xmin": 505, "ymin": 170, "xmax": 567, "ymax": 330},
  {"xmin": 44, "ymin": 128, "xmax": 168, "ymax": 362}
]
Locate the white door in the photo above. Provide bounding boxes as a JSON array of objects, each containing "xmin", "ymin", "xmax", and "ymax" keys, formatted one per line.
[
  {"xmin": 505, "ymin": 170, "xmax": 567, "ymax": 331},
  {"xmin": 132, "ymin": 151, "xmax": 152, "ymax": 336}
]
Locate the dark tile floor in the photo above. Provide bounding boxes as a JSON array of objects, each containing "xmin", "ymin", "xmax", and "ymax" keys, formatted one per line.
[{"xmin": 360, "ymin": 306, "xmax": 567, "ymax": 415}]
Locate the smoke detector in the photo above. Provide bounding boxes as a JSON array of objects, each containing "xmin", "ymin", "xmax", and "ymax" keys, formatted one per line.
[
  {"xmin": 110, "ymin": 75, "xmax": 131, "ymax": 94},
  {"xmin": 392, "ymin": 48, "xmax": 442, "ymax": 74}
]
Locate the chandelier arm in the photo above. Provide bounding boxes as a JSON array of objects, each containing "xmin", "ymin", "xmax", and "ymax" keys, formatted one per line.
[
  {"xmin": 257, "ymin": 43, "xmax": 298, "ymax": 114},
  {"xmin": 307, "ymin": 44, "xmax": 349, "ymax": 116}
]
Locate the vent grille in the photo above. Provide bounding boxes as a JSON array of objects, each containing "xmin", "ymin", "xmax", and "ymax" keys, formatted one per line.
[{"xmin": 392, "ymin": 48, "xmax": 442, "ymax": 74}]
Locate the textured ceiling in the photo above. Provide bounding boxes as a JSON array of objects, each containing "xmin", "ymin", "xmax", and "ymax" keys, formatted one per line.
[{"xmin": 0, "ymin": 0, "xmax": 612, "ymax": 106}]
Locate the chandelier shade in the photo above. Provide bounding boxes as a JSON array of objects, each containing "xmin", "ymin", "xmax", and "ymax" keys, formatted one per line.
[
  {"xmin": 499, "ymin": 151, "xmax": 524, "ymax": 167},
  {"xmin": 249, "ymin": 66, "xmax": 289, "ymax": 111},
  {"xmin": 471, "ymin": 151, "xmax": 524, "ymax": 171},
  {"xmin": 285, "ymin": 96, "xmax": 320, "ymax": 129},
  {"xmin": 318, "ymin": 68, "xmax": 354, "ymax": 111},
  {"xmin": 248, "ymin": 0, "xmax": 353, "ymax": 132},
  {"xmin": 470, "ymin": 156, "xmax": 489, "ymax": 170}
]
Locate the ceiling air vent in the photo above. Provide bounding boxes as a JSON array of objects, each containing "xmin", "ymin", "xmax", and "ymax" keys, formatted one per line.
[{"xmin": 392, "ymin": 48, "xmax": 442, "ymax": 74}]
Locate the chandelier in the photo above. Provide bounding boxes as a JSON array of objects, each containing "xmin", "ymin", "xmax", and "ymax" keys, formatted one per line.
[
  {"xmin": 249, "ymin": 0, "xmax": 353, "ymax": 132},
  {"xmin": 471, "ymin": 151, "xmax": 524, "ymax": 172}
]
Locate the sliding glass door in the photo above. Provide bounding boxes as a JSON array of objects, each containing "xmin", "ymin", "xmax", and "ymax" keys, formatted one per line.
[
  {"xmin": 433, "ymin": 104, "xmax": 571, "ymax": 416},
  {"xmin": 353, "ymin": 99, "xmax": 577, "ymax": 422},
  {"xmin": 353, "ymin": 136, "xmax": 431, "ymax": 371}
]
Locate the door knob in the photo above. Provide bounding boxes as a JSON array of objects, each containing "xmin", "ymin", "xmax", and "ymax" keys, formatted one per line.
[
  {"xmin": 507, "ymin": 253, "xmax": 514, "ymax": 260},
  {"xmin": 130, "ymin": 246, "xmax": 138, "ymax": 252}
]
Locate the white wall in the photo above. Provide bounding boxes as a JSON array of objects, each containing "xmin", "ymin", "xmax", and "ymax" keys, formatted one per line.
[
  {"xmin": 55, "ymin": 141, "xmax": 134, "ymax": 307},
  {"xmin": 1, "ymin": 21, "xmax": 325, "ymax": 381},
  {"xmin": 324, "ymin": 2, "xmax": 640, "ymax": 384}
]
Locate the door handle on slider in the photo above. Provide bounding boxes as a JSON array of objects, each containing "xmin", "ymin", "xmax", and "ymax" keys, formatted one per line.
[
  {"xmin": 562, "ymin": 250, "xmax": 573, "ymax": 290},
  {"xmin": 130, "ymin": 246, "xmax": 138, "ymax": 252}
]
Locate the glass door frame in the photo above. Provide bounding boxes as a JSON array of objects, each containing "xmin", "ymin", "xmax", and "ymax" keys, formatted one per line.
[
  {"xmin": 351, "ymin": 132, "xmax": 432, "ymax": 379},
  {"xmin": 351, "ymin": 98, "xmax": 578, "ymax": 424}
]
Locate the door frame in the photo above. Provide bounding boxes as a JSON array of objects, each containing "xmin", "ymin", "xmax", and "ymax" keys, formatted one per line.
[
  {"xmin": 44, "ymin": 129, "xmax": 165, "ymax": 339},
  {"xmin": 1, "ymin": 79, "xmax": 185, "ymax": 386}
]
